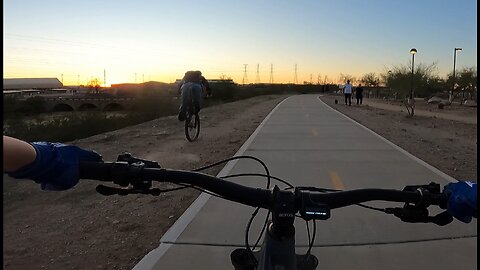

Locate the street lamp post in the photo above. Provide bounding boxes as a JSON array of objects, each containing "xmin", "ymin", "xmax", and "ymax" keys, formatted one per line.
[
  {"xmin": 387, "ymin": 70, "xmax": 392, "ymax": 99},
  {"xmin": 451, "ymin": 47, "xmax": 462, "ymax": 102},
  {"xmin": 409, "ymin": 48, "xmax": 417, "ymax": 100}
]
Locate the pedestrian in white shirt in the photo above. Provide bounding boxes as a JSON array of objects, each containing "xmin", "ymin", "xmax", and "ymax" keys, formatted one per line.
[{"xmin": 343, "ymin": 80, "xmax": 353, "ymax": 106}]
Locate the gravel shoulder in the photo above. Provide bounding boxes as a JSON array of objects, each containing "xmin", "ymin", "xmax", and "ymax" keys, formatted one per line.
[
  {"xmin": 319, "ymin": 94, "xmax": 477, "ymax": 181},
  {"xmin": 3, "ymin": 93, "xmax": 477, "ymax": 270}
]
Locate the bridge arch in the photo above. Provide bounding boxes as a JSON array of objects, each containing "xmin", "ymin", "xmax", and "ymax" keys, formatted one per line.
[
  {"xmin": 52, "ymin": 103, "xmax": 74, "ymax": 112},
  {"xmin": 78, "ymin": 103, "xmax": 98, "ymax": 111},
  {"xmin": 103, "ymin": 103, "xmax": 124, "ymax": 111}
]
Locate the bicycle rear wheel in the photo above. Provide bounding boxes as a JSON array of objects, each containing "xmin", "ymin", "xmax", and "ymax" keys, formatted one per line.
[{"xmin": 185, "ymin": 111, "xmax": 200, "ymax": 142}]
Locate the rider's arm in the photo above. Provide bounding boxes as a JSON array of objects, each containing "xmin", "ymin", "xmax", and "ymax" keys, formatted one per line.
[
  {"xmin": 4, "ymin": 135, "xmax": 103, "ymax": 191},
  {"xmin": 444, "ymin": 181, "xmax": 477, "ymax": 223},
  {"xmin": 201, "ymin": 76, "xmax": 212, "ymax": 95},
  {"xmin": 177, "ymin": 79, "xmax": 185, "ymax": 95},
  {"xmin": 4, "ymin": 135, "xmax": 37, "ymax": 172}
]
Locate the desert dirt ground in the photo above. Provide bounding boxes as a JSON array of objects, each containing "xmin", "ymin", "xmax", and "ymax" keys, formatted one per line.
[{"xmin": 3, "ymin": 93, "xmax": 477, "ymax": 270}]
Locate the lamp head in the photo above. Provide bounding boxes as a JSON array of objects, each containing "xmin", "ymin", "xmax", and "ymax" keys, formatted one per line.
[
  {"xmin": 455, "ymin": 47, "xmax": 462, "ymax": 52},
  {"xmin": 410, "ymin": 48, "xmax": 417, "ymax": 54}
]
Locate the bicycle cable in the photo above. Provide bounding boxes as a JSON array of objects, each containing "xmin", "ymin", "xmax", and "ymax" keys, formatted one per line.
[
  {"xmin": 172, "ymin": 156, "xmax": 385, "ymax": 264},
  {"xmin": 192, "ymin": 155, "xmax": 273, "ymax": 188},
  {"xmin": 191, "ymin": 155, "xmax": 274, "ymax": 266}
]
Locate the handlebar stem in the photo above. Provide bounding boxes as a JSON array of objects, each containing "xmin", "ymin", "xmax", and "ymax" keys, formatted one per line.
[{"xmin": 271, "ymin": 186, "xmax": 296, "ymax": 239}]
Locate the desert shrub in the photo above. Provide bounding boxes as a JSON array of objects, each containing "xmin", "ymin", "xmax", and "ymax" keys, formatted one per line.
[
  {"xmin": 3, "ymin": 96, "xmax": 47, "ymax": 115},
  {"xmin": 130, "ymin": 94, "xmax": 178, "ymax": 119},
  {"xmin": 3, "ymin": 112, "xmax": 156, "ymax": 142},
  {"xmin": 209, "ymin": 82, "xmax": 237, "ymax": 102}
]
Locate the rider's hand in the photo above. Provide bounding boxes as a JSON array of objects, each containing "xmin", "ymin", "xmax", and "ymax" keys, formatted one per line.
[
  {"xmin": 443, "ymin": 181, "xmax": 477, "ymax": 223},
  {"xmin": 7, "ymin": 142, "xmax": 102, "ymax": 191}
]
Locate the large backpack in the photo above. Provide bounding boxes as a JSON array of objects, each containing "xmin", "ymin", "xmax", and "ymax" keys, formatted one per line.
[{"xmin": 184, "ymin": 71, "xmax": 201, "ymax": 83}]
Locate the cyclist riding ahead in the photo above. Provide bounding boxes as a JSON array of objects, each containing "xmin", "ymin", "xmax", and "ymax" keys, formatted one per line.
[{"xmin": 177, "ymin": 70, "xmax": 212, "ymax": 122}]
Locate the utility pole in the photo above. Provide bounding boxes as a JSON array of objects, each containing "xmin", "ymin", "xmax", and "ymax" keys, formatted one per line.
[
  {"xmin": 310, "ymin": 74, "xmax": 313, "ymax": 84},
  {"xmin": 61, "ymin": 74, "xmax": 64, "ymax": 84},
  {"xmin": 255, "ymin": 64, "xmax": 260, "ymax": 84},
  {"xmin": 269, "ymin": 64, "xmax": 274, "ymax": 84},
  {"xmin": 294, "ymin": 64, "xmax": 298, "ymax": 84},
  {"xmin": 242, "ymin": 64, "xmax": 248, "ymax": 85}
]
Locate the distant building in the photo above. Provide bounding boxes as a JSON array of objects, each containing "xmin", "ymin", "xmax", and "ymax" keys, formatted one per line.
[{"xmin": 3, "ymin": 78, "xmax": 63, "ymax": 90}]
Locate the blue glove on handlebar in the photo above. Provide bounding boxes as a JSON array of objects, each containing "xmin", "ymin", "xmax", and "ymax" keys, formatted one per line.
[
  {"xmin": 7, "ymin": 142, "xmax": 102, "ymax": 191},
  {"xmin": 444, "ymin": 181, "xmax": 477, "ymax": 223}
]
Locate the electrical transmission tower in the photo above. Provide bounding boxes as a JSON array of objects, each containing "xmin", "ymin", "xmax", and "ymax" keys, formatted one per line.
[
  {"xmin": 255, "ymin": 64, "xmax": 260, "ymax": 84},
  {"xmin": 269, "ymin": 64, "xmax": 274, "ymax": 84},
  {"xmin": 317, "ymin": 74, "xmax": 321, "ymax": 84},
  {"xmin": 242, "ymin": 64, "xmax": 248, "ymax": 85},
  {"xmin": 294, "ymin": 64, "xmax": 298, "ymax": 84}
]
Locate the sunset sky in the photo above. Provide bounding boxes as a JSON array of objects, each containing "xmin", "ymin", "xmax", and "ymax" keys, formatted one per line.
[{"xmin": 3, "ymin": 0, "xmax": 477, "ymax": 86}]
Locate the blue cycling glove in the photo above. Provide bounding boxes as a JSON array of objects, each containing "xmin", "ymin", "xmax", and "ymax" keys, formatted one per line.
[
  {"xmin": 7, "ymin": 142, "xmax": 102, "ymax": 191},
  {"xmin": 444, "ymin": 181, "xmax": 477, "ymax": 223}
]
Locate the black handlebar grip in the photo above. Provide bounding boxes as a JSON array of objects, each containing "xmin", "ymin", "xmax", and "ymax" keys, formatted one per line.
[
  {"xmin": 79, "ymin": 162, "xmax": 113, "ymax": 181},
  {"xmin": 429, "ymin": 193, "xmax": 449, "ymax": 209}
]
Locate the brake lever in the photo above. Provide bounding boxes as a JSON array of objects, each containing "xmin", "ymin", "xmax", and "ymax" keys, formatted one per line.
[
  {"xmin": 385, "ymin": 182, "xmax": 453, "ymax": 226},
  {"xmin": 385, "ymin": 206, "xmax": 453, "ymax": 226},
  {"xmin": 95, "ymin": 153, "xmax": 163, "ymax": 196}
]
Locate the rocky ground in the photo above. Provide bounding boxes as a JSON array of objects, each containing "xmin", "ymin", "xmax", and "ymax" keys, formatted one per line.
[{"xmin": 3, "ymin": 93, "xmax": 477, "ymax": 270}]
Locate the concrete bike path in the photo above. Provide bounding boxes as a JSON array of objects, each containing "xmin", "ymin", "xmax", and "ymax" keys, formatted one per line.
[{"xmin": 134, "ymin": 94, "xmax": 477, "ymax": 270}]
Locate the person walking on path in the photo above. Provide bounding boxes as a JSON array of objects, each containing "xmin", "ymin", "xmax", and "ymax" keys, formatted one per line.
[
  {"xmin": 343, "ymin": 80, "xmax": 353, "ymax": 106},
  {"xmin": 355, "ymin": 84, "xmax": 364, "ymax": 105}
]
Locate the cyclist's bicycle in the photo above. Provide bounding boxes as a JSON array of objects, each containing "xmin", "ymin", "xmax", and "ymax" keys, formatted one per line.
[
  {"xmin": 183, "ymin": 92, "xmax": 200, "ymax": 142},
  {"xmin": 80, "ymin": 153, "xmax": 457, "ymax": 270}
]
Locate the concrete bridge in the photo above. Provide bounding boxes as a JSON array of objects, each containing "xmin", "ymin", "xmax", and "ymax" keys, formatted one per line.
[{"xmin": 38, "ymin": 96, "xmax": 136, "ymax": 112}]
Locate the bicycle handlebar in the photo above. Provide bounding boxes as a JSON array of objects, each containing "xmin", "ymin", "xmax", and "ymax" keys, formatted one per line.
[
  {"xmin": 79, "ymin": 161, "xmax": 449, "ymax": 215},
  {"xmin": 80, "ymin": 161, "xmax": 272, "ymax": 208},
  {"xmin": 79, "ymin": 155, "xmax": 455, "ymax": 270}
]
